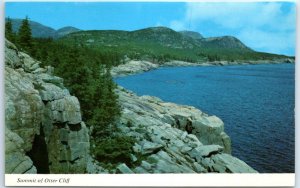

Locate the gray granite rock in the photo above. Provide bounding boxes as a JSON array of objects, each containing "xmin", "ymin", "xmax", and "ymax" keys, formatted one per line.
[
  {"xmin": 47, "ymin": 96, "xmax": 82, "ymax": 124},
  {"xmin": 211, "ymin": 154, "xmax": 258, "ymax": 173},
  {"xmin": 115, "ymin": 88, "xmax": 257, "ymax": 173},
  {"xmin": 188, "ymin": 145, "xmax": 223, "ymax": 158},
  {"xmin": 141, "ymin": 140, "xmax": 164, "ymax": 154},
  {"xmin": 111, "ymin": 60, "xmax": 159, "ymax": 77},
  {"xmin": 39, "ymin": 83, "xmax": 69, "ymax": 101},
  {"xmin": 5, "ymin": 128, "xmax": 37, "ymax": 174},
  {"xmin": 5, "ymin": 40, "xmax": 22, "ymax": 69},
  {"xmin": 116, "ymin": 163, "xmax": 134, "ymax": 174},
  {"xmin": 5, "ymin": 40, "xmax": 90, "ymax": 174},
  {"xmin": 19, "ymin": 52, "xmax": 41, "ymax": 72},
  {"xmin": 5, "ymin": 66, "xmax": 43, "ymax": 152}
]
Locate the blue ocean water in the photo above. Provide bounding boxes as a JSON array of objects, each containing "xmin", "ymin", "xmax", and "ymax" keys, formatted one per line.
[{"xmin": 115, "ymin": 63, "xmax": 295, "ymax": 173}]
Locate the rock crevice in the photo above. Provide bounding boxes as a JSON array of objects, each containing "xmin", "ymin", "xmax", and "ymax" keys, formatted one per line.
[{"xmin": 5, "ymin": 40, "xmax": 90, "ymax": 174}]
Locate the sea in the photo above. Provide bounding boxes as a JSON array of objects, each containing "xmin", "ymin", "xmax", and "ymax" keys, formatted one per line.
[{"xmin": 115, "ymin": 63, "xmax": 295, "ymax": 173}]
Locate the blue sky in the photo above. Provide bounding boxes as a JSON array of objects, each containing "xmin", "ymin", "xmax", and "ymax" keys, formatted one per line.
[{"xmin": 5, "ymin": 2, "xmax": 296, "ymax": 56}]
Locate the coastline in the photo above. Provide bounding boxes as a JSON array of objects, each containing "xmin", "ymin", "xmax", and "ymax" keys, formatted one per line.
[
  {"xmin": 109, "ymin": 59, "xmax": 286, "ymax": 173},
  {"xmin": 111, "ymin": 58, "xmax": 295, "ymax": 78},
  {"xmin": 112, "ymin": 56, "xmax": 294, "ymax": 173},
  {"xmin": 109, "ymin": 87, "xmax": 258, "ymax": 173},
  {"xmin": 5, "ymin": 39, "xmax": 258, "ymax": 174}
]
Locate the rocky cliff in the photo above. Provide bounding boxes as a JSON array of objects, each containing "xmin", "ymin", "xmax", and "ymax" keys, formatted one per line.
[
  {"xmin": 5, "ymin": 40, "xmax": 257, "ymax": 174},
  {"xmin": 5, "ymin": 40, "xmax": 89, "ymax": 174},
  {"xmin": 88, "ymin": 87, "xmax": 257, "ymax": 173}
]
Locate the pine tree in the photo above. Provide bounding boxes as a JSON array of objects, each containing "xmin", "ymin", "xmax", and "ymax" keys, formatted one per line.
[
  {"xmin": 5, "ymin": 17, "xmax": 15, "ymax": 42},
  {"xmin": 30, "ymin": 39, "xmax": 121, "ymax": 139},
  {"xmin": 18, "ymin": 16, "xmax": 33, "ymax": 53}
]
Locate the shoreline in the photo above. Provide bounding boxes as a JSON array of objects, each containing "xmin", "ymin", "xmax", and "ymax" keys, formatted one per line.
[
  {"xmin": 108, "ymin": 87, "xmax": 258, "ymax": 173},
  {"xmin": 111, "ymin": 57, "xmax": 294, "ymax": 173},
  {"xmin": 111, "ymin": 58, "xmax": 294, "ymax": 78},
  {"xmin": 6, "ymin": 39, "xmax": 293, "ymax": 174}
]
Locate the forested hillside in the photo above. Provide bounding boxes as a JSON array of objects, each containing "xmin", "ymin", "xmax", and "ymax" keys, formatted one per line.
[
  {"xmin": 6, "ymin": 17, "xmax": 292, "ymax": 64},
  {"xmin": 59, "ymin": 27, "xmax": 291, "ymax": 63}
]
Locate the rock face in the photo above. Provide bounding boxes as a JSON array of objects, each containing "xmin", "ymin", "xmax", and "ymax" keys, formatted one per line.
[
  {"xmin": 114, "ymin": 87, "xmax": 257, "ymax": 173},
  {"xmin": 5, "ymin": 40, "xmax": 90, "ymax": 174},
  {"xmin": 111, "ymin": 60, "xmax": 200, "ymax": 77},
  {"xmin": 111, "ymin": 60, "xmax": 159, "ymax": 77},
  {"xmin": 163, "ymin": 60, "xmax": 201, "ymax": 67}
]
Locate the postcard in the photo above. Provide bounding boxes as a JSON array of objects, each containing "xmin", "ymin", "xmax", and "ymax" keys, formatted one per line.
[{"xmin": 3, "ymin": 0, "xmax": 297, "ymax": 186}]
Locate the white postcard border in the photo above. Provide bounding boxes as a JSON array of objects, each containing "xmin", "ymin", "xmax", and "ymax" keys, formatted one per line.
[
  {"xmin": 1, "ymin": 0, "xmax": 299, "ymax": 187},
  {"xmin": 5, "ymin": 174, "xmax": 296, "ymax": 187}
]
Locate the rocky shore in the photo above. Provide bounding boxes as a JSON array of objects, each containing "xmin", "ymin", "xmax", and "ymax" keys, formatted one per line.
[
  {"xmin": 5, "ymin": 40, "xmax": 257, "ymax": 174},
  {"xmin": 110, "ymin": 60, "xmax": 159, "ymax": 77},
  {"xmin": 110, "ymin": 87, "xmax": 257, "ymax": 173},
  {"xmin": 111, "ymin": 58, "xmax": 295, "ymax": 77}
]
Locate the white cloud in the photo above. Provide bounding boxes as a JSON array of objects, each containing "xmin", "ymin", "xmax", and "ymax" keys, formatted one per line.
[
  {"xmin": 169, "ymin": 2, "xmax": 296, "ymax": 55},
  {"xmin": 185, "ymin": 2, "xmax": 295, "ymax": 31},
  {"xmin": 238, "ymin": 29, "xmax": 295, "ymax": 55}
]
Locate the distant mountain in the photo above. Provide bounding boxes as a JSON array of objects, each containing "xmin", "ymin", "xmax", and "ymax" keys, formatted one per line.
[
  {"xmin": 179, "ymin": 31, "xmax": 204, "ymax": 40},
  {"xmin": 60, "ymin": 26, "xmax": 278, "ymax": 62},
  {"xmin": 129, "ymin": 27, "xmax": 203, "ymax": 49},
  {"xmin": 8, "ymin": 18, "xmax": 57, "ymax": 38},
  {"xmin": 7, "ymin": 18, "xmax": 289, "ymax": 62},
  {"xmin": 7, "ymin": 18, "xmax": 81, "ymax": 38},
  {"xmin": 203, "ymin": 36, "xmax": 251, "ymax": 50},
  {"xmin": 56, "ymin": 26, "xmax": 81, "ymax": 37},
  {"xmin": 62, "ymin": 27, "xmax": 253, "ymax": 51}
]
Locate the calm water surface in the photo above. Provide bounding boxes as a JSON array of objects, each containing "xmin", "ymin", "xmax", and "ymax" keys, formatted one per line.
[{"xmin": 115, "ymin": 63, "xmax": 295, "ymax": 173}]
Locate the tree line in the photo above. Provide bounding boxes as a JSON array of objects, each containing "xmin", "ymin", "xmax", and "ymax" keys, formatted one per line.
[{"xmin": 6, "ymin": 17, "xmax": 34, "ymax": 54}]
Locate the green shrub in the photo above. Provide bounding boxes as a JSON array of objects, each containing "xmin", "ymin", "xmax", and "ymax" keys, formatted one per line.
[
  {"xmin": 94, "ymin": 136, "xmax": 136, "ymax": 167},
  {"xmin": 126, "ymin": 120, "xmax": 133, "ymax": 127}
]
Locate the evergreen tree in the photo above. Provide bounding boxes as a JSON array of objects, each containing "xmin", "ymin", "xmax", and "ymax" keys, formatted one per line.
[
  {"xmin": 18, "ymin": 16, "xmax": 33, "ymax": 53},
  {"xmin": 30, "ymin": 39, "xmax": 121, "ymax": 139},
  {"xmin": 89, "ymin": 64, "xmax": 120, "ymax": 138},
  {"xmin": 5, "ymin": 17, "xmax": 15, "ymax": 42}
]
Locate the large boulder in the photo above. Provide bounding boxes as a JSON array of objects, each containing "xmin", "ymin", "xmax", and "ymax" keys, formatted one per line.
[
  {"xmin": 5, "ymin": 40, "xmax": 22, "ymax": 69},
  {"xmin": 191, "ymin": 116, "xmax": 232, "ymax": 154},
  {"xmin": 111, "ymin": 60, "xmax": 159, "ymax": 77},
  {"xmin": 46, "ymin": 96, "xmax": 82, "ymax": 124},
  {"xmin": 5, "ymin": 128, "xmax": 37, "ymax": 174},
  {"xmin": 211, "ymin": 153, "xmax": 257, "ymax": 173}
]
